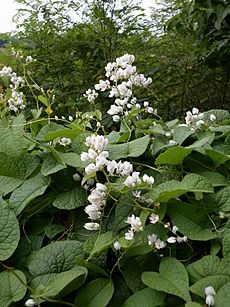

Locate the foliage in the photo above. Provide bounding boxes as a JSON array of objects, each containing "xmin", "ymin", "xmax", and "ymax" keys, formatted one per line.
[{"xmin": 0, "ymin": 51, "xmax": 230, "ymax": 307}]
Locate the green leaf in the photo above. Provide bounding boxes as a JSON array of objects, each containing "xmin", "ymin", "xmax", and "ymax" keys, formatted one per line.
[
  {"xmin": 204, "ymin": 109, "xmax": 230, "ymax": 123},
  {"xmin": 180, "ymin": 173, "xmax": 214, "ymax": 193},
  {"xmin": 28, "ymin": 240, "xmax": 84, "ymax": 277},
  {"xmin": 9, "ymin": 173, "xmax": 51, "ymax": 216},
  {"xmin": 0, "ymin": 116, "xmax": 31, "ymax": 156},
  {"xmin": 45, "ymin": 224, "xmax": 65, "ymax": 239},
  {"xmin": 223, "ymin": 229, "xmax": 230, "ymax": 259},
  {"xmin": 0, "ymin": 153, "xmax": 27, "ymax": 194},
  {"xmin": 0, "ymin": 198, "xmax": 20, "ymax": 261},
  {"xmin": 188, "ymin": 130, "xmax": 215, "ymax": 149},
  {"xmin": 187, "ymin": 255, "xmax": 229, "ymax": 284},
  {"xmin": 113, "ymin": 193, "xmax": 134, "ymax": 231},
  {"xmin": 146, "ymin": 174, "xmax": 213, "ymax": 203},
  {"xmin": 53, "ymin": 186, "xmax": 86, "ymax": 209},
  {"xmin": 190, "ymin": 275, "xmax": 230, "ymax": 298},
  {"xmin": 0, "ymin": 270, "xmax": 27, "ymax": 307},
  {"xmin": 167, "ymin": 200, "xmax": 216, "ymax": 240},
  {"xmin": 89, "ymin": 232, "xmax": 114, "ymax": 258},
  {"xmin": 71, "ymin": 132, "xmax": 91, "ymax": 154},
  {"xmin": 155, "ymin": 146, "xmax": 192, "ymax": 165},
  {"xmin": 203, "ymin": 187, "xmax": 230, "ymax": 212},
  {"xmin": 172, "ymin": 125, "xmax": 194, "ymax": 145},
  {"xmin": 123, "ymin": 287, "xmax": 166, "ymax": 307},
  {"xmin": 38, "ymin": 95, "xmax": 49, "ymax": 106},
  {"xmin": 44, "ymin": 128, "xmax": 81, "ymax": 142},
  {"xmin": 36, "ymin": 123, "xmax": 65, "ymax": 141},
  {"xmin": 188, "ymin": 255, "xmax": 230, "ymax": 297},
  {"xmin": 142, "ymin": 257, "xmax": 191, "ymax": 302},
  {"xmin": 34, "ymin": 266, "xmax": 87, "ymax": 298},
  {"xmin": 0, "ymin": 153, "xmax": 39, "ymax": 185},
  {"xmin": 122, "ymin": 253, "xmax": 159, "ymax": 292},
  {"xmin": 197, "ymin": 171, "xmax": 229, "ymax": 187},
  {"xmin": 108, "ymin": 135, "xmax": 150, "ymax": 160},
  {"xmin": 205, "ymin": 149, "xmax": 229, "ymax": 165},
  {"xmin": 215, "ymin": 281, "xmax": 230, "ymax": 307},
  {"xmin": 60, "ymin": 152, "xmax": 87, "ymax": 168},
  {"xmin": 75, "ymin": 278, "xmax": 114, "ymax": 307},
  {"xmin": 41, "ymin": 152, "xmax": 66, "ymax": 176},
  {"xmin": 185, "ymin": 303, "xmax": 202, "ymax": 307}
]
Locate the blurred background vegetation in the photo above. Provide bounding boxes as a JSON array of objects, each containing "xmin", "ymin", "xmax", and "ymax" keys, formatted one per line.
[{"xmin": 0, "ymin": 0, "xmax": 229, "ymax": 120}]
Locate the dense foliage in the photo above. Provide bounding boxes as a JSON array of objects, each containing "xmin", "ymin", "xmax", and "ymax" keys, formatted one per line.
[{"xmin": 0, "ymin": 51, "xmax": 230, "ymax": 306}]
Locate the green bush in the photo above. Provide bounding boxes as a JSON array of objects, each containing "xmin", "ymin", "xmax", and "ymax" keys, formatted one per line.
[{"xmin": 0, "ymin": 53, "xmax": 230, "ymax": 306}]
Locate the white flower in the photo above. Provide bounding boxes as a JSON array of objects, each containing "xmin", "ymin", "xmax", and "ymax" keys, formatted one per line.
[
  {"xmin": 85, "ymin": 163, "xmax": 99, "ymax": 174},
  {"xmin": 192, "ymin": 107, "xmax": 199, "ymax": 115},
  {"xmin": 169, "ymin": 140, "xmax": 176, "ymax": 145},
  {"xmin": 149, "ymin": 213, "xmax": 159, "ymax": 224},
  {"xmin": 146, "ymin": 107, "xmax": 154, "ymax": 113},
  {"xmin": 177, "ymin": 236, "xmax": 187, "ymax": 243},
  {"xmin": 196, "ymin": 119, "xmax": 204, "ymax": 127},
  {"xmin": 147, "ymin": 233, "xmax": 157, "ymax": 246},
  {"xmin": 144, "ymin": 101, "xmax": 149, "ymax": 107},
  {"xmin": 155, "ymin": 239, "xmax": 166, "ymax": 249},
  {"xmin": 80, "ymin": 152, "xmax": 90, "ymax": 161},
  {"xmin": 172, "ymin": 226, "xmax": 178, "ymax": 234},
  {"xmin": 205, "ymin": 295, "xmax": 215, "ymax": 306},
  {"xmin": 124, "ymin": 171, "xmax": 141, "ymax": 187},
  {"xmin": 69, "ymin": 115, "xmax": 73, "ymax": 121},
  {"xmin": 116, "ymin": 161, "xmax": 133, "ymax": 176},
  {"xmin": 106, "ymin": 160, "xmax": 118, "ymax": 174},
  {"xmin": 112, "ymin": 115, "xmax": 120, "ymax": 122},
  {"xmin": 96, "ymin": 183, "xmax": 107, "ymax": 192},
  {"xmin": 165, "ymin": 131, "xmax": 171, "ymax": 137},
  {"xmin": 85, "ymin": 205, "xmax": 101, "ymax": 220},
  {"xmin": 210, "ymin": 114, "xmax": 216, "ymax": 121},
  {"xmin": 125, "ymin": 229, "xmax": 134, "ymax": 240},
  {"xmin": 142, "ymin": 174, "xmax": 154, "ymax": 185},
  {"xmin": 107, "ymin": 104, "xmax": 123, "ymax": 115},
  {"xmin": 84, "ymin": 222, "xmax": 100, "ymax": 231},
  {"xmin": 72, "ymin": 173, "xmax": 81, "ymax": 181},
  {"xmin": 25, "ymin": 299, "xmax": 36, "ymax": 306},
  {"xmin": 132, "ymin": 190, "xmax": 141, "ymax": 198},
  {"xmin": 205, "ymin": 286, "xmax": 216, "ymax": 296},
  {"xmin": 59, "ymin": 137, "xmax": 71, "ymax": 146},
  {"xmin": 83, "ymin": 88, "xmax": 98, "ymax": 103},
  {"xmin": 85, "ymin": 135, "xmax": 108, "ymax": 152},
  {"xmin": 95, "ymin": 153, "xmax": 108, "ymax": 168},
  {"xmin": 94, "ymin": 79, "xmax": 110, "ymax": 91},
  {"xmin": 167, "ymin": 236, "xmax": 177, "ymax": 243},
  {"xmin": 25, "ymin": 55, "xmax": 33, "ymax": 63},
  {"xmin": 125, "ymin": 214, "xmax": 142, "ymax": 232},
  {"xmin": 113, "ymin": 241, "xmax": 121, "ymax": 250}
]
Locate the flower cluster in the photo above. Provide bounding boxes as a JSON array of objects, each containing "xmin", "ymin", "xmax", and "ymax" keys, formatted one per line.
[
  {"xmin": 81, "ymin": 133, "xmax": 155, "ymax": 234},
  {"xmin": 0, "ymin": 66, "xmax": 25, "ymax": 112},
  {"xmin": 167, "ymin": 226, "xmax": 187, "ymax": 244},
  {"xmin": 184, "ymin": 107, "xmax": 204, "ymax": 128},
  {"xmin": 81, "ymin": 134, "xmax": 109, "ymax": 175},
  {"xmin": 83, "ymin": 88, "xmax": 98, "ymax": 103},
  {"xmin": 84, "ymin": 54, "xmax": 153, "ymax": 122},
  {"xmin": 205, "ymin": 286, "xmax": 215, "ymax": 306},
  {"xmin": 125, "ymin": 214, "xmax": 143, "ymax": 240},
  {"xmin": 84, "ymin": 183, "xmax": 107, "ymax": 230},
  {"xmin": 147, "ymin": 233, "xmax": 165, "ymax": 249}
]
